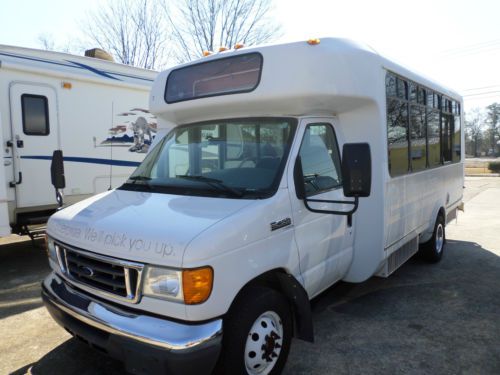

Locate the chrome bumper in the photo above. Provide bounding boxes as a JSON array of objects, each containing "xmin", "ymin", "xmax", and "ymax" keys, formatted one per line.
[{"xmin": 42, "ymin": 272, "xmax": 222, "ymax": 374}]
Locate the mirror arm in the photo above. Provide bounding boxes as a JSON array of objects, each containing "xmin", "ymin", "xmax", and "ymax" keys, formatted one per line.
[
  {"xmin": 303, "ymin": 196, "xmax": 359, "ymax": 216},
  {"xmin": 55, "ymin": 189, "xmax": 64, "ymax": 208}
]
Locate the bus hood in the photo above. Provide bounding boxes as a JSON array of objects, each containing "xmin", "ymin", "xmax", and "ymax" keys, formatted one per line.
[{"xmin": 46, "ymin": 189, "xmax": 254, "ymax": 268}]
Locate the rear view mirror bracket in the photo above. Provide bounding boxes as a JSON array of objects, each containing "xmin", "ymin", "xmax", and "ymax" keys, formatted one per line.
[
  {"xmin": 50, "ymin": 150, "xmax": 66, "ymax": 208},
  {"xmin": 294, "ymin": 156, "xmax": 360, "ymax": 216}
]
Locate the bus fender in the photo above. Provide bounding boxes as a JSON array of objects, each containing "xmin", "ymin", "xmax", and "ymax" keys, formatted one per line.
[{"xmin": 276, "ymin": 273, "xmax": 314, "ymax": 342}]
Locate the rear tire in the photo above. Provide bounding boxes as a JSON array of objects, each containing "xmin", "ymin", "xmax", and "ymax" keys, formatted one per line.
[
  {"xmin": 218, "ymin": 286, "xmax": 293, "ymax": 375},
  {"xmin": 420, "ymin": 214, "xmax": 445, "ymax": 263}
]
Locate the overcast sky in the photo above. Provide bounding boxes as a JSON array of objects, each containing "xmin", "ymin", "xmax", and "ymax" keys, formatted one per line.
[{"xmin": 1, "ymin": 0, "xmax": 499, "ymax": 111}]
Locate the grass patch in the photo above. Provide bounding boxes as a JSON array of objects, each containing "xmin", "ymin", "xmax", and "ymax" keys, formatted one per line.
[{"xmin": 488, "ymin": 161, "xmax": 500, "ymax": 173}]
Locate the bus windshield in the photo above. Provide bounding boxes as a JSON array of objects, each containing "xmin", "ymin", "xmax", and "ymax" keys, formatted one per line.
[{"xmin": 120, "ymin": 118, "xmax": 297, "ymax": 199}]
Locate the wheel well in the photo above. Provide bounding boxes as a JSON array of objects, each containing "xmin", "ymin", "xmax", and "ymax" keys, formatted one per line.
[
  {"xmin": 438, "ymin": 207, "xmax": 446, "ymax": 223},
  {"xmin": 229, "ymin": 269, "xmax": 314, "ymax": 342}
]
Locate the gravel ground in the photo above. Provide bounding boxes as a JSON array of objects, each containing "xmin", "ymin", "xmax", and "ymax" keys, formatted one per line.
[{"xmin": 1, "ymin": 177, "xmax": 499, "ymax": 375}]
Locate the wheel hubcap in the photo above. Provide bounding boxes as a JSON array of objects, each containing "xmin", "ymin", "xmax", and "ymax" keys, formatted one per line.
[
  {"xmin": 244, "ymin": 311, "xmax": 284, "ymax": 375},
  {"xmin": 435, "ymin": 223, "xmax": 444, "ymax": 253}
]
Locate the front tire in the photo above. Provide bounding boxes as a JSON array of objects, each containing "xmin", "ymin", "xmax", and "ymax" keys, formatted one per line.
[
  {"xmin": 420, "ymin": 214, "xmax": 445, "ymax": 263},
  {"xmin": 219, "ymin": 286, "xmax": 293, "ymax": 375}
]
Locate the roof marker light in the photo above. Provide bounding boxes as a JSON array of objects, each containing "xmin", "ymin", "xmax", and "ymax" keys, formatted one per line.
[
  {"xmin": 203, "ymin": 50, "xmax": 213, "ymax": 57},
  {"xmin": 307, "ymin": 38, "xmax": 321, "ymax": 45},
  {"xmin": 218, "ymin": 46, "xmax": 229, "ymax": 52},
  {"xmin": 234, "ymin": 43, "xmax": 244, "ymax": 50}
]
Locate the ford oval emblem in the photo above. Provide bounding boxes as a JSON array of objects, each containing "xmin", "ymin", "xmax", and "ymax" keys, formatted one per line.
[{"xmin": 81, "ymin": 266, "xmax": 95, "ymax": 278}]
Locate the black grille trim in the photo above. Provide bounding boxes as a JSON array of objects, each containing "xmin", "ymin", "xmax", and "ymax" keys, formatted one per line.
[{"xmin": 55, "ymin": 243, "xmax": 144, "ymax": 304}]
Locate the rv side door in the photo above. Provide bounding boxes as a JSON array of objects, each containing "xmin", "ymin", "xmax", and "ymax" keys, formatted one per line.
[
  {"xmin": 9, "ymin": 83, "xmax": 59, "ymax": 209},
  {"xmin": 287, "ymin": 119, "xmax": 354, "ymax": 297}
]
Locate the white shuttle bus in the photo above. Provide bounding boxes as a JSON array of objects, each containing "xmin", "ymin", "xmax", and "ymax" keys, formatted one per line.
[{"xmin": 42, "ymin": 38, "xmax": 463, "ymax": 375}]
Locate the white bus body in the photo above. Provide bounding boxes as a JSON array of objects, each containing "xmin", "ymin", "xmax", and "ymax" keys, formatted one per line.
[
  {"xmin": 42, "ymin": 38, "xmax": 463, "ymax": 375},
  {"xmin": 0, "ymin": 45, "xmax": 157, "ymax": 236}
]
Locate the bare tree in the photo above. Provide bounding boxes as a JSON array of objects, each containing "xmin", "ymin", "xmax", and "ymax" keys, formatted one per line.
[
  {"xmin": 465, "ymin": 108, "xmax": 486, "ymax": 157},
  {"xmin": 164, "ymin": 0, "xmax": 282, "ymax": 63},
  {"xmin": 82, "ymin": 0, "xmax": 169, "ymax": 70},
  {"xmin": 37, "ymin": 33, "xmax": 84, "ymax": 55},
  {"xmin": 485, "ymin": 102, "xmax": 500, "ymax": 155}
]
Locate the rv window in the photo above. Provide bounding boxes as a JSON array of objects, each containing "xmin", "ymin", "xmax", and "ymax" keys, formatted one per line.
[
  {"xmin": 21, "ymin": 94, "xmax": 50, "ymax": 136},
  {"xmin": 165, "ymin": 53, "xmax": 262, "ymax": 103}
]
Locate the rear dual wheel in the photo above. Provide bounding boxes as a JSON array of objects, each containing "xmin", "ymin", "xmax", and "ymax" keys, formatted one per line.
[
  {"xmin": 420, "ymin": 214, "xmax": 445, "ymax": 263},
  {"xmin": 219, "ymin": 287, "xmax": 292, "ymax": 375}
]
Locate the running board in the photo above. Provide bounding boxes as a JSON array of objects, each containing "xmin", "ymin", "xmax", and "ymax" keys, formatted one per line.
[{"xmin": 376, "ymin": 236, "xmax": 419, "ymax": 278}]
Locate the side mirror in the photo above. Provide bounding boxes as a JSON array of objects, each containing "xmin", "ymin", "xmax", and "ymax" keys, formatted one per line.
[
  {"xmin": 50, "ymin": 150, "xmax": 65, "ymax": 207},
  {"xmin": 293, "ymin": 155, "xmax": 358, "ymax": 215},
  {"xmin": 341, "ymin": 143, "xmax": 371, "ymax": 197}
]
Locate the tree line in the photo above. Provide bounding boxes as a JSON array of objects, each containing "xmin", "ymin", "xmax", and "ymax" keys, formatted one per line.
[
  {"xmin": 38, "ymin": 0, "xmax": 281, "ymax": 70},
  {"xmin": 465, "ymin": 103, "xmax": 500, "ymax": 157}
]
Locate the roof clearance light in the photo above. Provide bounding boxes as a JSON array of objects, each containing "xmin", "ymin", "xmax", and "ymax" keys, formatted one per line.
[
  {"xmin": 61, "ymin": 82, "xmax": 72, "ymax": 89},
  {"xmin": 234, "ymin": 43, "xmax": 244, "ymax": 49},
  {"xmin": 218, "ymin": 46, "xmax": 229, "ymax": 52},
  {"xmin": 203, "ymin": 50, "xmax": 213, "ymax": 57},
  {"xmin": 307, "ymin": 38, "xmax": 321, "ymax": 45}
]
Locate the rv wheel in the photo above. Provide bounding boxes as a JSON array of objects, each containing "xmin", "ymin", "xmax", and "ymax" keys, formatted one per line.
[
  {"xmin": 420, "ymin": 214, "xmax": 445, "ymax": 263},
  {"xmin": 219, "ymin": 286, "xmax": 292, "ymax": 375}
]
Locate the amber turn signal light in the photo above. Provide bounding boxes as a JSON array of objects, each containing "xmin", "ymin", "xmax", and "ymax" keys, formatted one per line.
[
  {"xmin": 182, "ymin": 267, "xmax": 213, "ymax": 304},
  {"xmin": 307, "ymin": 38, "xmax": 321, "ymax": 45}
]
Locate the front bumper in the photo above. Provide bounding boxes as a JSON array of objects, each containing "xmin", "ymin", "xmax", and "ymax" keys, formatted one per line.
[{"xmin": 42, "ymin": 272, "xmax": 222, "ymax": 375}]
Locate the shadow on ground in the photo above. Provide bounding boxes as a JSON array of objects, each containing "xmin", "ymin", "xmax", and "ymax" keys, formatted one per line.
[
  {"xmin": 5, "ymin": 237, "xmax": 500, "ymax": 375},
  {"xmin": 0, "ymin": 238, "xmax": 50, "ymax": 319}
]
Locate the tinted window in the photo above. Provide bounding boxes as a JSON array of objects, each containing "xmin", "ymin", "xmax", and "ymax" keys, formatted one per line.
[
  {"xmin": 410, "ymin": 105, "xmax": 426, "ymax": 171},
  {"xmin": 298, "ymin": 123, "xmax": 342, "ymax": 196},
  {"xmin": 387, "ymin": 99, "xmax": 409, "ymax": 176},
  {"xmin": 21, "ymin": 94, "xmax": 49, "ymax": 135},
  {"xmin": 427, "ymin": 108, "xmax": 441, "ymax": 167},
  {"xmin": 453, "ymin": 114, "xmax": 461, "ymax": 162},
  {"xmin": 165, "ymin": 53, "xmax": 262, "ymax": 103},
  {"xmin": 441, "ymin": 113, "xmax": 453, "ymax": 162},
  {"xmin": 386, "ymin": 73, "xmax": 397, "ymax": 97}
]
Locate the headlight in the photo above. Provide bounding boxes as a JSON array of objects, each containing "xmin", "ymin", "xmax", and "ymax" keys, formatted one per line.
[
  {"xmin": 143, "ymin": 267, "xmax": 183, "ymax": 302},
  {"xmin": 142, "ymin": 266, "xmax": 213, "ymax": 305},
  {"xmin": 45, "ymin": 235, "xmax": 57, "ymax": 261}
]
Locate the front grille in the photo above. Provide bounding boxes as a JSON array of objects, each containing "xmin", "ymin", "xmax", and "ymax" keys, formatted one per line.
[{"xmin": 56, "ymin": 243, "xmax": 143, "ymax": 303}]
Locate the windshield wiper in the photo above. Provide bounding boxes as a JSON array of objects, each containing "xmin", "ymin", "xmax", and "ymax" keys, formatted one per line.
[
  {"xmin": 128, "ymin": 175, "xmax": 152, "ymax": 182},
  {"xmin": 122, "ymin": 175, "xmax": 154, "ymax": 191},
  {"xmin": 176, "ymin": 175, "xmax": 244, "ymax": 197}
]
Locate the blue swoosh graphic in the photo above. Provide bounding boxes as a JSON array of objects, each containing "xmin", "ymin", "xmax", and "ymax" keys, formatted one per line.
[{"xmin": 20, "ymin": 155, "xmax": 140, "ymax": 167}]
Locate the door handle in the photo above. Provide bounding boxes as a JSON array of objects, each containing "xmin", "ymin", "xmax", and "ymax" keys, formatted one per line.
[
  {"xmin": 9, "ymin": 172, "xmax": 22, "ymax": 187},
  {"xmin": 6, "ymin": 140, "xmax": 13, "ymax": 147},
  {"xmin": 17, "ymin": 140, "xmax": 24, "ymax": 148}
]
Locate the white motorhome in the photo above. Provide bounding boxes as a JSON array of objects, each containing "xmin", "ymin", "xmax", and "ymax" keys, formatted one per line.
[
  {"xmin": 0, "ymin": 45, "xmax": 157, "ymax": 238},
  {"xmin": 42, "ymin": 38, "xmax": 464, "ymax": 375}
]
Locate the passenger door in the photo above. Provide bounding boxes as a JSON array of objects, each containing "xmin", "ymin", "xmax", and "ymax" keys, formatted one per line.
[
  {"xmin": 9, "ymin": 83, "xmax": 59, "ymax": 208},
  {"xmin": 288, "ymin": 120, "xmax": 354, "ymax": 297}
]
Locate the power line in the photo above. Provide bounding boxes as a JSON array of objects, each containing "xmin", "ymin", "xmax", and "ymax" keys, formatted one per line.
[
  {"xmin": 463, "ymin": 90, "xmax": 500, "ymax": 97},
  {"xmin": 463, "ymin": 84, "xmax": 500, "ymax": 92},
  {"xmin": 441, "ymin": 39, "xmax": 500, "ymax": 55}
]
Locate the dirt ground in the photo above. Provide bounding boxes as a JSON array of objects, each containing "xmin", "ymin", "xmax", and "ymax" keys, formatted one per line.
[{"xmin": 1, "ymin": 177, "xmax": 499, "ymax": 375}]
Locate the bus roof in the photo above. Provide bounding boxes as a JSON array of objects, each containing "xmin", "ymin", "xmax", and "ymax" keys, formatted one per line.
[{"xmin": 150, "ymin": 38, "xmax": 461, "ymax": 126}]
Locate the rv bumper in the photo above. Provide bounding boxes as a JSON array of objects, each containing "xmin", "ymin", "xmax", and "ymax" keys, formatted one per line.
[{"xmin": 41, "ymin": 272, "xmax": 222, "ymax": 375}]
